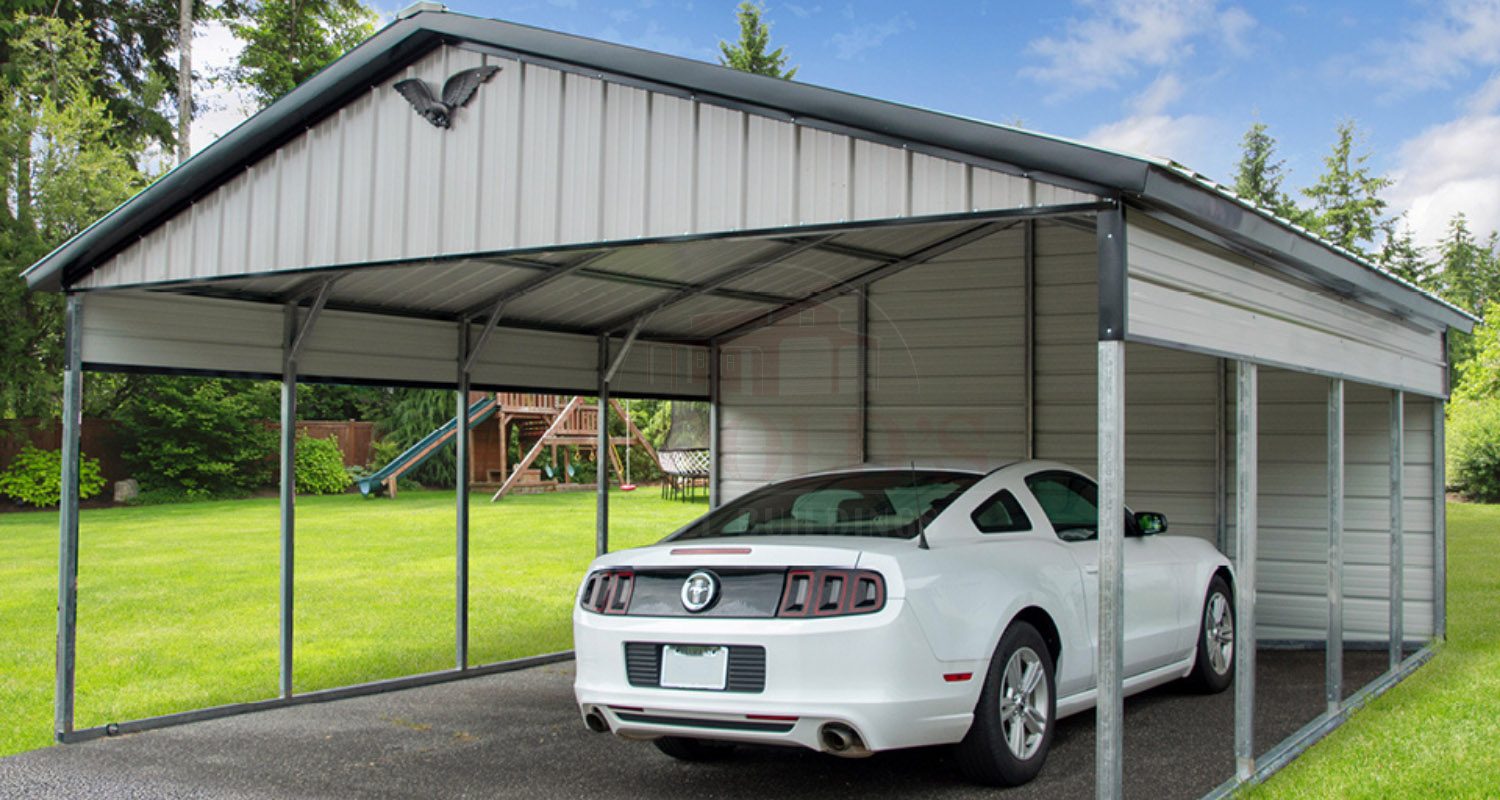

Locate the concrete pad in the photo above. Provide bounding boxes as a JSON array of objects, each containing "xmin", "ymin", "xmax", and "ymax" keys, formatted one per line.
[{"xmin": 0, "ymin": 650, "xmax": 1388, "ymax": 799}]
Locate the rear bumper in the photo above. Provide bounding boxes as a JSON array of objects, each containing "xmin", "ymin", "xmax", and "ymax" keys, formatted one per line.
[{"xmin": 572, "ymin": 600, "xmax": 982, "ymax": 752}]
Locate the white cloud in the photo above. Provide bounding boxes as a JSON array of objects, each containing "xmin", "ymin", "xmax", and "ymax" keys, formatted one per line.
[
  {"xmin": 1082, "ymin": 73, "xmax": 1213, "ymax": 164},
  {"xmin": 1022, "ymin": 0, "xmax": 1255, "ymax": 96},
  {"xmin": 1387, "ymin": 108, "xmax": 1500, "ymax": 249},
  {"xmin": 782, "ymin": 3, "xmax": 821, "ymax": 19},
  {"xmin": 1468, "ymin": 73, "xmax": 1500, "ymax": 114},
  {"xmin": 829, "ymin": 14, "xmax": 912, "ymax": 61},
  {"xmin": 1358, "ymin": 0, "xmax": 1500, "ymax": 94},
  {"xmin": 186, "ymin": 20, "xmax": 257, "ymax": 157}
]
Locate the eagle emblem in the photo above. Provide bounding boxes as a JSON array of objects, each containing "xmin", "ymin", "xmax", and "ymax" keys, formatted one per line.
[{"xmin": 394, "ymin": 65, "xmax": 501, "ymax": 129}]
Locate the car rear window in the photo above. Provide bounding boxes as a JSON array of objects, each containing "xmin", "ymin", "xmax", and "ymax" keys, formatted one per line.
[{"xmin": 670, "ymin": 470, "xmax": 980, "ymax": 541}]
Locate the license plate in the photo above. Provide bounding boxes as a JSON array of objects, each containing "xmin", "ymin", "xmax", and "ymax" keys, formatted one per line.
[{"xmin": 659, "ymin": 645, "xmax": 729, "ymax": 690}]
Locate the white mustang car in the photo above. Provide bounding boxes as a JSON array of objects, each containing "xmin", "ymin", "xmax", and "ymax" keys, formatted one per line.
[{"xmin": 573, "ymin": 461, "xmax": 1235, "ymax": 786}]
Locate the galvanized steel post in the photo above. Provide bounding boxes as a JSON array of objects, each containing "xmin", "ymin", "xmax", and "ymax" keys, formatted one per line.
[
  {"xmin": 1390, "ymin": 391, "xmax": 1404, "ymax": 668},
  {"xmin": 1434, "ymin": 400, "xmax": 1446, "ymax": 641},
  {"xmin": 1095, "ymin": 203, "xmax": 1126, "ymax": 800},
  {"xmin": 455, "ymin": 323, "xmax": 471, "ymax": 670},
  {"xmin": 1096, "ymin": 339, "xmax": 1126, "ymax": 800},
  {"xmin": 1235, "ymin": 360, "xmax": 1258, "ymax": 780},
  {"xmin": 596, "ymin": 335, "xmax": 610, "ymax": 556},
  {"xmin": 279, "ymin": 305, "xmax": 298, "ymax": 699},
  {"xmin": 1326, "ymin": 379, "xmax": 1344, "ymax": 713},
  {"xmin": 1024, "ymin": 219, "xmax": 1037, "ymax": 460},
  {"xmin": 709, "ymin": 340, "xmax": 721, "ymax": 508},
  {"xmin": 55, "ymin": 294, "xmax": 83, "ymax": 740}
]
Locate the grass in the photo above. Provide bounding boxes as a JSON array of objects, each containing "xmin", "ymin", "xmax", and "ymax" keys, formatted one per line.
[
  {"xmin": 1248, "ymin": 502, "xmax": 1500, "ymax": 798},
  {"xmin": 0, "ymin": 488, "xmax": 702, "ymax": 760}
]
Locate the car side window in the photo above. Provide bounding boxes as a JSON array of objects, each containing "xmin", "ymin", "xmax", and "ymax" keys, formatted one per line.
[
  {"xmin": 1025, "ymin": 472, "xmax": 1100, "ymax": 542},
  {"xmin": 971, "ymin": 489, "xmax": 1032, "ymax": 534}
]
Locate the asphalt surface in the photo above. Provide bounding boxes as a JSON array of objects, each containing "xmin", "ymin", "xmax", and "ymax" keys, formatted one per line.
[{"xmin": 0, "ymin": 649, "xmax": 1389, "ymax": 799}]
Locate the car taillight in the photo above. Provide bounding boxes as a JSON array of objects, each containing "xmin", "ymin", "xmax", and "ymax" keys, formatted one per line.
[
  {"xmin": 778, "ymin": 569, "xmax": 885, "ymax": 617},
  {"xmin": 580, "ymin": 569, "xmax": 633, "ymax": 614}
]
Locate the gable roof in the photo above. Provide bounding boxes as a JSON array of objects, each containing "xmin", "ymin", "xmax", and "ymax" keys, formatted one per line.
[{"xmin": 23, "ymin": 9, "xmax": 1474, "ymax": 332}]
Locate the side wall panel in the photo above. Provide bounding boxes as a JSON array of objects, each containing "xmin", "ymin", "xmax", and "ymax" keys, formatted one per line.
[
  {"xmin": 1237, "ymin": 371, "xmax": 1436, "ymax": 641},
  {"xmin": 79, "ymin": 293, "xmax": 706, "ymax": 398}
]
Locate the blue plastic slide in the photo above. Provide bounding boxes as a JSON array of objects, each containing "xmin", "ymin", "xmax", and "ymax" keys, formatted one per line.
[{"xmin": 356, "ymin": 395, "xmax": 499, "ymax": 496}]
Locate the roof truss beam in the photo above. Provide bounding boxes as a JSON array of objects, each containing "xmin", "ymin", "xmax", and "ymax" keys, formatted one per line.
[
  {"xmin": 594, "ymin": 236, "xmax": 835, "ymax": 335},
  {"xmin": 712, "ymin": 220, "xmax": 1020, "ymax": 343}
]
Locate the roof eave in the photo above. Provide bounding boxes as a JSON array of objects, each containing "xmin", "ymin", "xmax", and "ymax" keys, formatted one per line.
[{"xmin": 1137, "ymin": 167, "xmax": 1477, "ymax": 334}]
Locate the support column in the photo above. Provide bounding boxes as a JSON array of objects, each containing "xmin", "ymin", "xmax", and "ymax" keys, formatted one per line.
[
  {"xmin": 1096, "ymin": 339, "xmax": 1126, "ymax": 800},
  {"xmin": 1234, "ymin": 360, "xmax": 1258, "ymax": 781},
  {"xmin": 596, "ymin": 335, "xmax": 610, "ymax": 557},
  {"xmin": 1216, "ymin": 359, "xmax": 1228, "ymax": 554},
  {"xmin": 1434, "ymin": 400, "xmax": 1446, "ymax": 641},
  {"xmin": 54, "ymin": 294, "xmax": 83, "ymax": 740},
  {"xmin": 455, "ymin": 323, "xmax": 471, "ymax": 670},
  {"xmin": 1390, "ymin": 391, "xmax": 1405, "ymax": 668},
  {"xmin": 1095, "ymin": 203, "xmax": 1126, "ymax": 800},
  {"xmin": 279, "ymin": 305, "xmax": 298, "ymax": 699},
  {"xmin": 709, "ymin": 340, "xmax": 721, "ymax": 508},
  {"xmin": 1326, "ymin": 379, "xmax": 1344, "ymax": 713},
  {"xmin": 857, "ymin": 288, "xmax": 869, "ymax": 463},
  {"xmin": 1024, "ymin": 218, "xmax": 1036, "ymax": 460}
]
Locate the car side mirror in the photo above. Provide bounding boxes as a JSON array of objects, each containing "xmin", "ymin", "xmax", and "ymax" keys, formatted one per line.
[{"xmin": 1134, "ymin": 511, "xmax": 1167, "ymax": 535}]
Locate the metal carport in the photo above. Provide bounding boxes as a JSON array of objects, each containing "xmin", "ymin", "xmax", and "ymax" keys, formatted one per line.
[{"xmin": 25, "ymin": 9, "xmax": 1474, "ymax": 799}]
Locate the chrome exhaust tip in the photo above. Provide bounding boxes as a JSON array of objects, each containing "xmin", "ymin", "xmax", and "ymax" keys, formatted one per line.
[
  {"xmin": 818, "ymin": 723, "xmax": 870, "ymax": 757},
  {"xmin": 583, "ymin": 709, "xmax": 610, "ymax": 733}
]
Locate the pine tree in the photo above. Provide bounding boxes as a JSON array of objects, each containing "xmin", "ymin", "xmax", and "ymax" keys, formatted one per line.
[
  {"xmin": 718, "ymin": 1, "xmax": 797, "ymax": 80},
  {"xmin": 1377, "ymin": 216, "xmax": 1434, "ymax": 289},
  {"xmin": 1437, "ymin": 213, "xmax": 1500, "ymax": 315},
  {"xmin": 1233, "ymin": 123, "xmax": 1286, "ymax": 208},
  {"xmin": 1302, "ymin": 120, "xmax": 1391, "ymax": 256}
]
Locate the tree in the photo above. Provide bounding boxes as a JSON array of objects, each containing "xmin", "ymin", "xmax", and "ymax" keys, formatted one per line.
[
  {"xmin": 718, "ymin": 1, "xmax": 797, "ymax": 79},
  {"xmin": 0, "ymin": 1, "xmax": 200, "ymax": 153},
  {"xmin": 1377, "ymin": 215, "xmax": 1434, "ymax": 290},
  {"xmin": 1302, "ymin": 120, "xmax": 1390, "ymax": 256},
  {"xmin": 177, "ymin": 0, "xmax": 193, "ymax": 163},
  {"xmin": 1232, "ymin": 123, "xmax": 1288, "ymax": 209},
  {"xmin": 222, "ymin": 0, "xmax": 378, "ymax": 107},
  {"xmin": 1, "ymin": 15, "xmax": 150, "ymax": 418},
  {"xmin": 1434, "ymin": 213, "xmax": 1500, "ymax": 316}
]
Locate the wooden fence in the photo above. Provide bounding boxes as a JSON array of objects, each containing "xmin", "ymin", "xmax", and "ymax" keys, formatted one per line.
[{"xmin": 0, "ymin": 419, "xmax": 376, "ymax": 483}]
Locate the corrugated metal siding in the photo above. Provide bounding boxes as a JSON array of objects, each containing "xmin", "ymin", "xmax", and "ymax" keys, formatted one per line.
[
  {"xmin": 865, "ymin": 224, "xmax": 1026, "ymax": 461},
  {"xmin": 78, "ymin": 292, "xmax": 707, "ymax": 398},
  {"xmin": 719, "ymin": 296, "xmax": 861, "ymax": 501},
  {"xmin": 1127, "ymin": 215, "xmax": 1447, "ymax": 397},
  {"xmin": 1231, "ymin": 370, "xmax": 1435, "ymax": 641},
  {"xmin": 78, "ymin": 44, "xmax": 1093, "ymax": 291}
]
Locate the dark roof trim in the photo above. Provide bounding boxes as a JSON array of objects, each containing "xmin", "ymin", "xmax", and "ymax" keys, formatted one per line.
[{"xmin": 25, "ymin": 10, "xmax": 1472, "ymax": 334}]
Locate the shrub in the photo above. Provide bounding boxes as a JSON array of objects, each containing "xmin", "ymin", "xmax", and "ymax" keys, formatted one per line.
[
  {"xmin": 1448, "ymin": 398, "xmax": 1500, "ymax": 502},
  {"xmin": 116, "ymin": 377, "xmax": 278, "ymax": 498},
  {"xmin": 0, "ymin": 444, "xmax": 107, "ymax": 507},
  {"xmin": 295, "ymin": 433, "xmax": 352, "ymax": 495}
]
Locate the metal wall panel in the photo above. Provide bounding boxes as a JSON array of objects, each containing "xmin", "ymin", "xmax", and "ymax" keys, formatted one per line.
[
  {"xmin": 78, "ymin": 45, "xmax": 1094, "ymax": 291},
  {"xmin": 866, "ymin": 225, "xmax": 1026, "ymax": 462},
  {"xmin": 78, "ymin": 292, "xmax": 708, "ymax": 398},
  {"xmin": 719, "ymin": 296, "xmax": 861, "ymax": 500},
  {"xmin": 1227, "ymin": 369, "xmax": 1436, "ymax": 641},
  {"xmin": 1127, "ymin": 215, "xmax": 1447, "ymax": 397}
]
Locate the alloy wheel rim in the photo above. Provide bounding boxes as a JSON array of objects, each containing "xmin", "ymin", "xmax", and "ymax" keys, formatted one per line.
[
  {"xmin": 999, "ymin": 646, "xmax": 1048, "ymax": 760},
  {"xmin": 1205, "ymin": 592, "xmax": 1234, "ymax": 674}
]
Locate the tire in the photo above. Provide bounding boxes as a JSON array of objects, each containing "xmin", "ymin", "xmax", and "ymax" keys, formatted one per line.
[
  {"xmin": 652, "ymin": 736, "xmax": 737, "ymax": 762},
  {"xmin": 1185, "ymin": 575, "xmax": 1235, "ymax": 694},
  {"xmin": 954, "ymin": 622, "xmax": 1056, "ymax": 787}
]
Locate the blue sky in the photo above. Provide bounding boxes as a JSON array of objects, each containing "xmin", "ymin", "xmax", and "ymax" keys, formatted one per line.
[{"xmin": 196, "ymin": 0, "xmax": 1500, "ymax": 248}]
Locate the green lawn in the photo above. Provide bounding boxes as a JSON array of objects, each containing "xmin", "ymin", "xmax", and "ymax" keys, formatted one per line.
[
  {"xmin": 0, "ymin": 488, "xmax": 702, "ymax": 759},
  {"xmin": 1249, "ymin": 503, "xmax": 1500, "ymax": 798}
]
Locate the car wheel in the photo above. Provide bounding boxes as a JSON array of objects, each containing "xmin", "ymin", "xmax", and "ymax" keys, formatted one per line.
[
  {"xmin": 954, "ymin": 621, "xmax": 1056, "ymax": 787},
  {"xmin": 1185, "ymin": 575, "xmax": 1235, "ymax": 693},
  {"xmin": 652, "ymin": 736, "xmax": 737, "ymax": 761}
]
